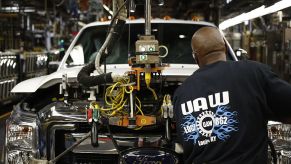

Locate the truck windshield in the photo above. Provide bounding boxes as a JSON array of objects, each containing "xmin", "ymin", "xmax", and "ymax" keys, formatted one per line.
[{"xmin": 66, "ymin": 23, "xmax": 201, "ymax": 66}]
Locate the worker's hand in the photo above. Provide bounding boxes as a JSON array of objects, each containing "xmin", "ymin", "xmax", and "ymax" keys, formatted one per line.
[{"xmin": 111, "ymin": 73, "xmax": 129, "ymax": 82}]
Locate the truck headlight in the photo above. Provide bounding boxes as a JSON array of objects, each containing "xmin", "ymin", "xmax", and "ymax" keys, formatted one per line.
[
  {"xmin": 7, "ymin": 124, "xmax": 33, "ymax": 149},
  {"xmin": 7, "ymin": 150, "xmax": 33, "ymax": 164},
  {"xmin": 5, "ymin": 106, "xmax": 39, "ymax": 164}
]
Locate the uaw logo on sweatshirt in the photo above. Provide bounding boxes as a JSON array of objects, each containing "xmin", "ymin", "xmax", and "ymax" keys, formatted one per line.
[{"xmin": 180, "ymin": 91, "xmax": 239, "ymax": 146}]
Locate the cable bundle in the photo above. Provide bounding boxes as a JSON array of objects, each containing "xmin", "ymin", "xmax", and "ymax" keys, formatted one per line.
[
  {"xmin": 98, "ymin": 78, "xmax": 144, "ymax": 117},
  {"xmin": 100, "ymin": 78, "xmax": 130, "ymax": 116}
]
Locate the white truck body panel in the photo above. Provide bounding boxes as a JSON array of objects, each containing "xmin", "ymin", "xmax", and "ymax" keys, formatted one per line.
[
  {"xmin": 12, "ymin": 19, "xmax": 212, "ymax": 93},
  {"xmin": 11, "ymin": 64, "xmax": 198, "ymax": 93}
]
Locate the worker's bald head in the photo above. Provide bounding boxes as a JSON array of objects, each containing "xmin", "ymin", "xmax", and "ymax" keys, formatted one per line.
[{"xmin": 191, "ymin": 27, "xmax": 227, "ymax": 66}]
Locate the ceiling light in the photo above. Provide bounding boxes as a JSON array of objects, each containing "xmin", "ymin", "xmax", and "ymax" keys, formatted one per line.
[
  {"xmin": 226, "ymin": 0, "xmax": 232, "ymax": 4},
  {"xmin": 219, "ymin": 0, "xmax": 291, "ymax": 30},
  {"xmin": 1, "ymin": 7, "xmax": 18, "ymax": 11},
  {"xmin": 179, "ymin": 35, "xmax": 186, "ymax": 39},
  {"xmin": 158, "ymin": 0, "xmax": 164, "ymax": 6},
  {"xmin": 0, "ymin": 6, "xmax": 35, "ymax": 13},
  {"xmin": 129, "ymin": 0, "xmax": 136, "ymax": 13}
]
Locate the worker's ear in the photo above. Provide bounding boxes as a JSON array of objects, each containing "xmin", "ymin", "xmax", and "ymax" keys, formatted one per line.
[{"xmin": 192, "ymin": 51, "xmax": 199, "ymax": 65}]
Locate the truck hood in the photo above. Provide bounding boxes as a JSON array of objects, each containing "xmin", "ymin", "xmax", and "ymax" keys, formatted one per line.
[
  {"xmin": 11, "ymin": 66, "xmax": 83, "ymax": 93},
  {"xmin": 11, "ymin": 64, "xmax": 198, "ymax": 93}
]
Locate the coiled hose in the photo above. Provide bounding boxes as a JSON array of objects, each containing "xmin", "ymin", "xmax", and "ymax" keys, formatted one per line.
[{"xmin": 77, "ymin": 62, "xmax": 113, "ymax": 88}]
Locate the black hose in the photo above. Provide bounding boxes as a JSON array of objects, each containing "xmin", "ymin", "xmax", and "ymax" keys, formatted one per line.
[
  {"xmin": 108, "ymin": 0, "xmax": 128, "ymax": 30},
  {"xmin": 94, "ymin": 0, "xmax": 128, "ymax": 72},
  {"xmin": 78, "ymin": 0, "xmax": 127, "ymax": 87},
  {"xmin": 106, "ymin": 19, "xmax": 126, "ymax": 55},
  {"xmin": 77, "ymin": 62, "xmax": 113, "ymax": 88}
]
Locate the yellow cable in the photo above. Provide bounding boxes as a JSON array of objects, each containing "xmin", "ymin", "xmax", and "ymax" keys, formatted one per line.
[
  {"xmin": 125, "ymin": 85, "xmax": 134, "ymax": 94},
  {"xmin": 136, "ymin": 97, "xmax": 142, "ymax": 109},
  {"xmin": 109, "ymin": 100, "xmax": 128, "ymax": 116},
  {"xmin": 145, "ymin": 72, "xmax": 157, "ymax": 100},
  {"xmin": 101, "ymin": 75, "xmax": 157, "ymax": 119},
  {"xmin": 102, "ymin": 78, "xmax": 131, "ymax": 116},
  {"xmin": 135, "ymin": 97, "xmax": 144, "ymax": 116},
  {"xmin": 102, "ymin": 83, "xmax": 124, "ymax": 111},
  {"xmin": 136, "ymin": 104, "xmax": 144, "ymax": 116},
  {"xmin": 134, "ymin": 126, "xmax": 143, "ymax": 130},
  {"xmin": 147, "ymin": 84, "xmax": 158, "ymax": 100}
]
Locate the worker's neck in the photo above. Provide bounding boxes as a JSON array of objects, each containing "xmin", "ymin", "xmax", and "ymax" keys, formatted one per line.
[{"xmin": 198, "ymin": 53, "xmax": 226, "ymax": 67}]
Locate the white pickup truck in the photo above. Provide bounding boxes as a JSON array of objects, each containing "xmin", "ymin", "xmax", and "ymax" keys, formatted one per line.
[{"xmin": 4, "ymin": 19, "xmax": 237, "ymax": 164}]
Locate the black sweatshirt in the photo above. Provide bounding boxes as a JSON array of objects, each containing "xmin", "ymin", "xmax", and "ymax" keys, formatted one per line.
[{"xmin": 173, "ymin": 60, "xmax": 291, "ymax": 164}]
